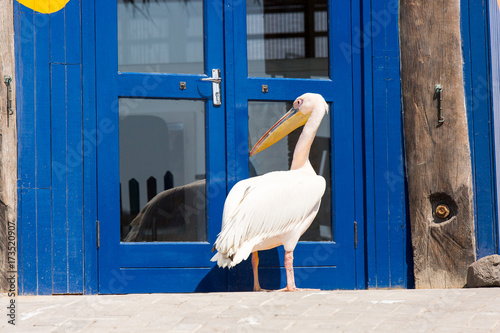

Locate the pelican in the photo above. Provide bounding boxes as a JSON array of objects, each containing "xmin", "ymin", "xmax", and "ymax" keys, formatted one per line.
[{"xmin": 211, "ymin": 93, "xmax": 328, "ymax": 291}]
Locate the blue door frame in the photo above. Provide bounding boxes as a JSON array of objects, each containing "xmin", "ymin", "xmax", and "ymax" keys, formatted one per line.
[{"xmin": 14, "ymin": 0, "xmax": 499, "ymax": 294}]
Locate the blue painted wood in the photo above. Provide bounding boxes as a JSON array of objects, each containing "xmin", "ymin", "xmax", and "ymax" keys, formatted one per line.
[
  {"xmin": 64, "ymin": 0, "xmax": 81, "ymax": 64},
  {"xmin": 49, "ymin": 63, "xmax": 84, "ymax": 294},
  {"xmin": 117, "ymin": 73, "xmax": 212, "ymax": 100},
  {"xmin": 96, "ymin": 0, "xmax": 120, "ymax": 295},
  {"xmin": 462, "ymin": 0, "xmax": 499, "ymax": 258},
  {"xmin": 363, "ymin": 0, "xmax": 409, "ymax": 288},
  {"xmin": 330, "ymin": 0, "xmax": 357, "ymax": 290},
  {"xmin": 34, "ymin": 11, "xmax": 51, "ymax": 190},
  {"xmin": 17, "ymin": 10, "xmax": 36, "ymax": 189},
  {"xmin": 362, "ymin": 0, "xmax": 377, "ymax": 289},
  {"xmin": 96, "ymin": 0, "xmax": 228, "ymax": 293},
  {"xmin": 49, "ymin": 5, "xmax": 65, "ymax": 63},
  {"xmin": 100, "ymin": 268, "xmax": 227, "ymax": 294},
  {"xmin": 16, "ymin": 0, "xmax": 498, "ymax": 294},
  {"xmin": 51, "ymin": 64, "xmax": 69, "ymax": 294},
  {"xmin": 386, "ymin": 56, "xmax": 406, "ymax": 288},
  {"xmin": 372, "ymin": 54, "xmax": 391, "ymax": 287},
  {"xmin": 36, "ymin": 189, "xmax": 52, "ymax": 294},
  {"xmin": 66, "ymin": 64, "xmax": 84, "ymax": 293},
  {"xmin": 350, "ymin": 0, "xmax": 367, "ymax": 290},
  {"xmin": 489, "ymin": 0, "xmax": 500, "ymax": 254},
  {"xmin": 18, "ymin": 189, "xmax": 36, "ymax": 294},
  {"xmin": 82, "ymin": 0, "xmax": 98, "ymax": 294}
]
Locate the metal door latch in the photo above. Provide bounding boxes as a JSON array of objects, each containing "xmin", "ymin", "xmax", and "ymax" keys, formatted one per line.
[
  {"xmin": 435, "ymin": 84, "xmax": 444, "ymax": 124},
  {"xmin": 4, "ymin": 75, "xmax": 13, "ymax": 126},
  {"xmin": 201, "ymin": 69, "xmax": 222, "ymax": 106}
]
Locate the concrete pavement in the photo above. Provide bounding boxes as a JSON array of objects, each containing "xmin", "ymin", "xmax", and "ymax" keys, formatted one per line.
[{"xmin": 1, "ymin": 288, "xmax": 500, "ymax": 332}]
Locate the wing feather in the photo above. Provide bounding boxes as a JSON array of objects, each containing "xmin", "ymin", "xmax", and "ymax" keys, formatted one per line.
[{"xmin": 212, "ymin": 170, "xmax": 326, "ymax": 267}]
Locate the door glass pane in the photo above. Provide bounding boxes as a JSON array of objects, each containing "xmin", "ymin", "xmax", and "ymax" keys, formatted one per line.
[
  {"xmin": 248, "ymin": 101, "xmax": 333, "ymax": 241},
  {"xmin": 247, "ymin": 0, "xmax": 329, "ymax": 79},
  {"xmin": 117, "ymin": 0, "xmax": 204, "ymax": 73},
  {"xmin": 119, "ymin": 98, "xmax": 206, "ymax": 242}
]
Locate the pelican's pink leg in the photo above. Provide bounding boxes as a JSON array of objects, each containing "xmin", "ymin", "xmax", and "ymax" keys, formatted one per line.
[
  {"xmin": 279, "ymin": 251, "xmax": 320, "ymax": 292},
  {"xmin": 252, "ymin": 252, "xmax": 266, "ymax": 291},
  {"xmin": 283, "ymin": 251, "xmax": 298, "ymax": 291}
]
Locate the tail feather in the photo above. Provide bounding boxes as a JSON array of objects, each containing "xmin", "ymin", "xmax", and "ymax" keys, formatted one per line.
[{"xmin": 211, "ymin": 240, "xmax": 257, "ymax": 268}]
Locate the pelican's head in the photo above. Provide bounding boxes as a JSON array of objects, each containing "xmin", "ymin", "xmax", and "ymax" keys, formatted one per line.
[
  {"xmin": 292, "ymin": 93, "xmax": 329, "ymax": 116},
  {"xmin": 249, "ymin": 93, "xmax": 328, "ymax": 157}
]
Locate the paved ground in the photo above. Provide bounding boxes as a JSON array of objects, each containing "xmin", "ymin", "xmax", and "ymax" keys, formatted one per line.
[{"xmin": 1, "ymin": 288, "xmax": 500, "ymax": 332}]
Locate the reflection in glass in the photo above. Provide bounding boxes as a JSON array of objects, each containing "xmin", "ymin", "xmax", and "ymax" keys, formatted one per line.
[
  {"xmin": 248, "ymin": 102, "xmax": 333, "ymax": 241},
  {"xmin": 118, "ymin": 0, "xmax": 204, "ymax": 73},
  {"xmin": 247, "ymin": 0, "xmax": 329, "ymax": 78},
  {"xmin": 119, "ymin": 99, "xmax": 206, "ymax": 242}
]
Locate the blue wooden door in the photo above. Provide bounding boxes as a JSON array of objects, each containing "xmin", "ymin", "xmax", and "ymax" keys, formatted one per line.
[
  {"xmin": 96, "ymin": 0, "xmax": 357, "ymax": 293},
  {"xmin": 225, "ymin": 1, "xmax": 357, "ymax": 291},
  {"xmin": 96, "ymin": 0, "xmax": 227, "ymax": 293}
]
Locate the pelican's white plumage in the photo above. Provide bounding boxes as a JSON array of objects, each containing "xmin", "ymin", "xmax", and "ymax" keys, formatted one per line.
[
  {"xmin": 212, "ymin": 167, "xmax": 325, "ymax": 268},
  {"xmin": 211, "ymin": 93, "xmax": 329, "ymax": 291}
]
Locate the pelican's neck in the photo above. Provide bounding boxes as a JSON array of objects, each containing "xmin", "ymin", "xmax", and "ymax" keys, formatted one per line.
[{"xmin": 290, "ymin": 108, "xmax": 324, "ymax": 171}]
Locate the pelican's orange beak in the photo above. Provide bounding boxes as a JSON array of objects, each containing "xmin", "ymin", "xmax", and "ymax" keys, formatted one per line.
[{"xmin": 249, "ymin": 107, "xmax": 310, "ymax": 157}]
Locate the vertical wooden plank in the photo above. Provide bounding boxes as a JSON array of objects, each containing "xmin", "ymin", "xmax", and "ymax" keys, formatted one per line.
[
  {"xmin": 96, "ymin": 0, "xmax": 120, "ymax": 294},
  {"xmin": 64, "ymin": 0, "xmax": 81, "ymax": 64},
  {"xmin": 34, "ymin": 11, "xmax": 51, "ymax": 189},
  {"xmin": 331, "ymin": 0, "xmax": 356, "ymax": 289},
  {"xmin": 147, "ymin": 177, "xmax": 157, "ymax": 201},
  {"xmin": 51, "ymin": 64, "xmax": 68, "ymax": 293},
  {"xmin": 400, "ymin": 0, "xmax": 476, "ymax": 288},
  {"xmin": 129, "ymin": 179, "xmax": 140, "ymax": 216},
  {"xmin": 372, "ymin": 55, "xmax": 390, "ymax": 287},
  {"xmin": 164, "ymin": 171, "xmax": 174, "ymax": 190},
  {"xmin": 82, "ymin": 0, "xmax": 98, "ymax": 294},
  {"xmin": 224, "ymin": 0, "xmax": 238, "ymax": 292},
  {"xmin": 382, "ymin": 0, "xmax": 407, "ymax": 287},
  {"xmin": 362, "ymin": 0, "xmax": 377, "ymax": 288},
  {"xmin": 36, "ymin": 189, "xmax": 52, "ymax": 294},
  {"xmin": 18, "ymin": 189, "xmax": 37, "ymax": 294},
  {"xmin": 66, "ymin": 64, "xmax": 84, "ymax": 293},
  {"xmin": 371, "ymin": 0, "xmax": 391, "ymax": 287},
  {"xmin": 386, "ymin": 56, "xmax": 406, "ymax": 287},
  {"xmin": 50, "ymin": 4, "xmax": 65, "ymax": 63},
  {"xmin": 351, "ymin": 0, "xmax": 367, "ymax": 290}
]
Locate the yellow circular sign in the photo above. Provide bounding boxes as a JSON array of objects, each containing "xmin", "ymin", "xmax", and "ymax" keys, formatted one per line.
[{"xmin": 17, "ymin": 0, "xmax": 70, "ymax": 14}]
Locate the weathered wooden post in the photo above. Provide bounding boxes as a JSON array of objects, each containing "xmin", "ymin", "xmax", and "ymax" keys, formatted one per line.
[{"xmin": 399, "ymin": 0, "xmax": 476, "ymax": 288}]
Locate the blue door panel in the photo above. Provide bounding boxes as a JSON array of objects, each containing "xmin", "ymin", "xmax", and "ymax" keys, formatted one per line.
[
  {"xmin": 100, "ymin": 268, "xmax": 227, "ymax": 294},
  {"xmin": 117, "ymin": 73, "xmax": 213, "ymax": 100}
]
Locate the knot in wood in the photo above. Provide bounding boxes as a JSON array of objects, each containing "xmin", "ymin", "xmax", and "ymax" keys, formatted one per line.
[{"xmin": 435, "ymin": 204, "xmax": 450, "ymax": 219}]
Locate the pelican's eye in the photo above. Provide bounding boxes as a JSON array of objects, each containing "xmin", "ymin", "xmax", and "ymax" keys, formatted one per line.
[{"xmin": 294, "ymin": 98, "xmax": 303, "ymax": 109}]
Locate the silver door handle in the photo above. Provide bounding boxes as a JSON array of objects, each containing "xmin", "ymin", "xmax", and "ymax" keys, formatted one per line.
[{"xmin": 201, "ymin": 69, "xmax": 222, "ymax": 106}]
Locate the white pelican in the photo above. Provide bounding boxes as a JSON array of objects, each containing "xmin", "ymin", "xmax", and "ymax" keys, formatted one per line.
[{"xmin": 211, "ymin": 93, "xmax": 328, "ymax": 291}]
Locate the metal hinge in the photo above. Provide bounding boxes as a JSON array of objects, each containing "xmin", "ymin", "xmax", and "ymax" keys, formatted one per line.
[
  {"xmin": 354, "ymin": 221, "xmax": 358, "ymax": 249},
  {"xmin": 96, "ymin": 220, "xmax": 100, "ymax": 249}
]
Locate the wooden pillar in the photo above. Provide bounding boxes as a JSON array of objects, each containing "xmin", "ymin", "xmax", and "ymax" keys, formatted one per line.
[{"xmin": 399, "ymin": 0, "xmax": 476, "ymax": 288}]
